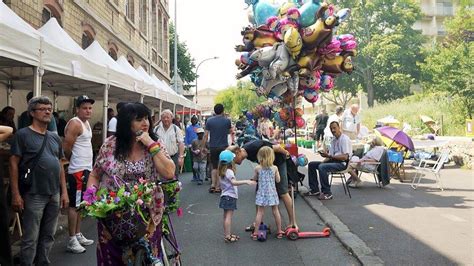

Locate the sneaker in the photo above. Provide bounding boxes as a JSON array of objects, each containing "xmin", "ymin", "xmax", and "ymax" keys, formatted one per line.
[
  {"xmin": 318, "ymin": 193, "xmax": 333, "ymax": 200},
  {"xmin": 67, "ymin": 237, "xmax": 86, "ymax": 253},
  {"xmin": 197, "ymin": 180, "xmax": 203, "ymax": 185},
  {"xmin": 303, "ymin": 191, "xmax": 321, "ymax": 197},
  {"xmin": 76, "ymin": 232, "xmax": 94, "ymax": 246},
  {"xmin": 348, "ymin": 180, "xmax": 362, "ymax": 188}
]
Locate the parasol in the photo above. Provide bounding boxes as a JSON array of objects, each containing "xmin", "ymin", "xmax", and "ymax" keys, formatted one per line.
[
  {"xmin": 375, "ymin": 126, "xmax": 414, "ymax": 151},
  {"xmin": 377, "ymin": 116, "xmax": 400, "ymax": 128}
]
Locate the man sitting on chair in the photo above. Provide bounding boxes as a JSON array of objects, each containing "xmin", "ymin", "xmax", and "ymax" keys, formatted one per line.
[
  {"xmin": 305, "ymin": 121, "xmax": 352, "ymax": 200},
  {"xmin": 346, "ymin": 136, "xmax": 385, "ymax": 188}
]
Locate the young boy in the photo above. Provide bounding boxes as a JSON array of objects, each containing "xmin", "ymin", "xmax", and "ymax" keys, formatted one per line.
[{"xmin": 191, "ymin": 128, "xmax": 208, "ymax": 185}]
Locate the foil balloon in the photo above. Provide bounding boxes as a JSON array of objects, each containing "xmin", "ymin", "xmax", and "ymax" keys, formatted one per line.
[
  {"xmin": 279, "ymin": 108, "xmax": 290, "ymax": 121},
  {"xmin": 269, "ymin": 42, "xmax": 291, "ymax": 79},
  {"xmin": 297, "ymin": 154, "xmax": 309, "ymax": 166},
  {"xmin": 246, "ymin": 111, "xmax": 254, "ymax": 121},
  {"xmin": 295, "ymin": 107, "xmax": 304, "ymax": 117},
  {"xmin": 298, "ymin": 0, "xmax": 322, "ymax": 28},
  {"xmin": 284, "ymin": 27, "xmax": 302, "ymax": 59},
  {"xmin": 303, "ymin": 88, "xmax": 319, "ymax": 103},
  {"xmin": 300, "ymin": 3, "xmax": 337, "ymax": 49},
  {"xmin": 236, "ymin": 25, "xmax": 278, "ymax": 52},
  {"xmin": 296, "ymin": 116, "xmax": 306, "ymax": 128},
  {"xmin": 250, "ymin": 46, "xmax": 278, "ymax": 67},
  {"xmin": 336, "ymin": 8, "xmax": 351, "ymax": 22},
  {"xmin": 322, "ymin": 55, "xmax": 353, "ymax": 75},
  {"xmin": 246, "ymin": 0, "xmax": 280, "ymax": 26},
  {"xmin": 320, "ymin": 74, "xmax": 334, "ymax": 91}
]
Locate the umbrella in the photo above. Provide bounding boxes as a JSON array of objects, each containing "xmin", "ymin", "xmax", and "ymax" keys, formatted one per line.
[{"xmin": 375, "ymin": 126, "xmax": 414, "ymax": 151}]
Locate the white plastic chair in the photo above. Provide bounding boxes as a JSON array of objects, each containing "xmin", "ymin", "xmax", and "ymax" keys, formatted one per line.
[
  {"xmin": 357, "ymin": 162, "xmax": 382, "ymax": 188},
  {"xmin": 329, "ymin": 162, "xmax": 352, "ymax": 198},
  {"xmin": 411, "ymin": 150, "xmax": 449, "ymax": 191}
]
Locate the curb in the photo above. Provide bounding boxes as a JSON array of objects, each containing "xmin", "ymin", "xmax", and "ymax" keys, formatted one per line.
[{"xmin": 300, "ymin": 191, "xmax": 384, "ymax": 265}]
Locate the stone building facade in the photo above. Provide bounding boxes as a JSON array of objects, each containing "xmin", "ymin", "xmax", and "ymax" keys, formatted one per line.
[{"xmin": 5, "ymin": 0, "xmax": 171, "ymax": 82}]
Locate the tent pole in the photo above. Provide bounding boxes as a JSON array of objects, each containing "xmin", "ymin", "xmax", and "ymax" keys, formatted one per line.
[
  {"xmin": 7, "ymin": 80, "xmax": 13, "ymax": 106},
  {"xmin": 33, "ymin": 66, "xmax": 43, "ymax": 97},
  {"xmin": 102, "ymin": 84, "xmax": 110, "ymax": 143},
  {"xmin": 139, "ymin": 94, "xmax": 145, "ymax": 104},
  {"xmin": 53, "ymin": 91, "xmax": 58, "ymax": 112},
  {"xmin": 159, "ymin": 100, "xmax": 162, "ymax": 117},
  {"xmin": 173, "ymin": 104, "xmax": 176, "ymax": 114}
]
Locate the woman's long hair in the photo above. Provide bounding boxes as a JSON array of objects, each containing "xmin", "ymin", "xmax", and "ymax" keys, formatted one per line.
[{"xmin": 115, "ymin": 102, "xmax": 157, "ymax": 161}]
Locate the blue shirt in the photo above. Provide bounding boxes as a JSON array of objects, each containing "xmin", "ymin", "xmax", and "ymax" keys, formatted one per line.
[
  {"xmin": 205, "ymin": 115, "xmax": 231, "ymax": 148},
  {"xmin": 185, "ymin": 124, "xmax": 199, "ymax": 146}
]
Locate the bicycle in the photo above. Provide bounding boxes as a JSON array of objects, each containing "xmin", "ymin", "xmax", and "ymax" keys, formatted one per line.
[{"xmin": 157, "ymin": 179, "xmax": 182, "ymax": 266}]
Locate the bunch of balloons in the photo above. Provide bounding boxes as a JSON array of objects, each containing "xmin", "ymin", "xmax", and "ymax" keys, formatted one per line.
[
  {"xmin": 235, "ymin": 0, "xmax": 357, "ymax": 121},
  {"xmin": 291, "ymin": 154, "xmax": 309, "ymax": 167}
]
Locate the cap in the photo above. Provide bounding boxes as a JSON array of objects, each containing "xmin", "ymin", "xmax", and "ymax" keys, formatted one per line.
[
  {"xmin": 196, "ymin": 127, "xmax": 204, "ymax": 134},
  {"xmin": 76, "ymin": 95, "xmax": 95, "ymax": 107},
  {"xmin": 219, "ymin": 150, "xmax": 235, "ymax": 164}
]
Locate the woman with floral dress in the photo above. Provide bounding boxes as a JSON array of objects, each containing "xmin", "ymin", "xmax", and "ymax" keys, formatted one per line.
[{"xmin": 87, "ymin": 102, "xmax": 175, "ymax": 265}]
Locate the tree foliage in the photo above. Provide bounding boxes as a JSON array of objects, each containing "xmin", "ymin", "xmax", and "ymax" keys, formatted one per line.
[
  {"xmin": 419, "ymin": 7, "xmax": 474, "ymax": 118},
  {"xmin": 214, "ymin": 81, "xmax": 267, "ymax": 118},
  {"xmin": 335, "ymin": 0, "xmax": 426, "ymax": 106},
  {"xmin": 169, "ymin": 23, "xmax": 196, "ymax": 91}
]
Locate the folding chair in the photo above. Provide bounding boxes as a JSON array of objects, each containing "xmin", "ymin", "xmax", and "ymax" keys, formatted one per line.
[
  {"xmin": 357, "ymin": 162, "xmax": 382, "ymax": 188},
  {"xmin": 411, "ymin": 150, "xmax": 449, "ymax": 191},
  {"xmin": 329, "ymin": 162, "xmax": 352, "ymax": 198}
]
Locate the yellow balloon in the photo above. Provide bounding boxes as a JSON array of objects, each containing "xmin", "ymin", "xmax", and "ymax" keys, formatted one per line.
[{"xmin": 283, "ymin": 27, "xmax": 302, "ymax": 59}]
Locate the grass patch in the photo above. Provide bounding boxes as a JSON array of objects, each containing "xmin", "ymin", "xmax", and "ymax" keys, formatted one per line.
[{"xmin": 362, "ymin": 92, "xmax": 465, "ymax": 136}]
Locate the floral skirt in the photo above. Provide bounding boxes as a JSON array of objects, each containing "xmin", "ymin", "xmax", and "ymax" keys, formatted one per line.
[{"xmin": 96, "ymin": 221, "xmax": 162, "ymax": 266}]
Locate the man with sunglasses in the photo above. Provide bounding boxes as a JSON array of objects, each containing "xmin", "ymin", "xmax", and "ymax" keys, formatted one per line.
[
  {"xmin": 342, "ymin": 104, "xmax": 361, "ymax": 140},
  {"xmin": 10, "ymin": 96, "xmax": 68, "ymax": 265}
]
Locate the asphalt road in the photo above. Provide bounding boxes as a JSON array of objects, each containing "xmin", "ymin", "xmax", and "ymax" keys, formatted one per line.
[{"xmin": 49, "ymin": 159, "xmax": 359, "ymax": 266}]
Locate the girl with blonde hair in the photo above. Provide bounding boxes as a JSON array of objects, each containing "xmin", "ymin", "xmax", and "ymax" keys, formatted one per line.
[{"xmin": 251, "ymin": 146, "xmax": 283, "ymax": 239}]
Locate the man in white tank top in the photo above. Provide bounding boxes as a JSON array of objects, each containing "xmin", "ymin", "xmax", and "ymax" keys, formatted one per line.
[{"xmin": 63, "ymin": 95, "xmax": 95, "ymax": 253}]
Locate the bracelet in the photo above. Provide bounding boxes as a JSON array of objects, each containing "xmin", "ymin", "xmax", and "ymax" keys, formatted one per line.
[{"xmin": 148, "ymin": 142, "xmax": 161, "ymax": 157}]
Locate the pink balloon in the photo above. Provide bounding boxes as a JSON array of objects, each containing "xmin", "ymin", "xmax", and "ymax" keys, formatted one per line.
[{"xmin": 296, "ymin": 117, "xmax": 306, "ymax": 128}]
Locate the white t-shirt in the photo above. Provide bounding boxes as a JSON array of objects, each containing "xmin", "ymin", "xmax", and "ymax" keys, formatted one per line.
[
  {"xmin": 108, "ymin": 117, "xmax": 117, "ymax": 133},
  {"xmin": 329, "ymin": 134, "xmax": 353, "ymax": 158},
  {"xmin": 153, "ymin": 123, "xmax": 184, "ymax": 156},
  {"xmin": 342, "ymin": 110, "xmax": 361, "ymax": 133}
]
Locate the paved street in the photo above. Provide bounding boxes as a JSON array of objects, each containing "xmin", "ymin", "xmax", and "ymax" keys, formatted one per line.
[
  {"xmin": 299, "ymin": 148, "xmax": 474, "ymax": 265},
  {"xmin": 48, "ymin": 159, "xmax": 359, "ymax": 266}
]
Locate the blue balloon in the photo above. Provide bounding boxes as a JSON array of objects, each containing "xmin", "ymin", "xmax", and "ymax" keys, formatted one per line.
[
  {"xmin": 298, "ymin": 0, "xmax": 322, "ymax": 28},
  {"xmin": 246, "ymin": 0, "xmax": 280, "ymax": 26}
]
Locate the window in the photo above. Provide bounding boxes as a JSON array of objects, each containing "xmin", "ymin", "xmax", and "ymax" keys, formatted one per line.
[
  {"xmin": 42, "ymin": 5, "xmax": 62, "ymax": 26},
  {"xmin": 125, "ymin": 0, "xmax": 135, "ymax": 21},
  {"xmin": 163, "ymin": 19, "xmax": 168, "ymax": 59},
  {"xmin": 82, "ymin": 32, "xmax": 93, "ymax": 49},
  {"xmin": 81, "ymin": 23, "xmax": 96, "ymax": 49},
  {"xmin": 127, "ymin": 54, "xmax": 135, "ymax": 66},
  {"xmin": 108, "ymin": 42, "xmax": 118, "ymax": 60},
  {"xmin": 152, "ymin": 1, "xmax": 158, "ymax": 46},
  {"xmin": 139, "ymin": 0, "xmax": 147, "ymax": 33},
  {"xmin": 158, "ymin": 10, "xmax": 163, "ymax": 54}
]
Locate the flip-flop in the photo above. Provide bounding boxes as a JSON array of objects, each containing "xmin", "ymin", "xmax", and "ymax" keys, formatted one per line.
[
  {"xmin": 276, "ymin": 231, "xmax": 285, "ymax": 239},
  {"xmin": 208, "ymin": 187, "xmax": 216, "ymax": 193},
  {"xmin": 224, "ymin": 235, "xmax": 239, "ymax": 243}
]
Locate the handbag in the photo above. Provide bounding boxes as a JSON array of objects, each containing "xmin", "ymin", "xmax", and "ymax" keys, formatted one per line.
[{"xmin": 19, "ymin": 131, "xmax": 49, "ymax": 193}]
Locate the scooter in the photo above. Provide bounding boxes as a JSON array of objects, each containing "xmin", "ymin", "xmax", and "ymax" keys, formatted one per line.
[{"xmin": 285, "ymin": 186, "xmax": 331, "ymax": 240}]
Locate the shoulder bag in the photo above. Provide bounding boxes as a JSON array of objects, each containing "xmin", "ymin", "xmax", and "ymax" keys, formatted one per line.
[{"xmin": 19, "ymin": 131, "xmax": 49, "ymax": 193}]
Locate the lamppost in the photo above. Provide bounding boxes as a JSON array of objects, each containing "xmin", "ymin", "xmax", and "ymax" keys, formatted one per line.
[{"xmin": 195, "ymin": 56, "xmax": 218, "ymax": 115}]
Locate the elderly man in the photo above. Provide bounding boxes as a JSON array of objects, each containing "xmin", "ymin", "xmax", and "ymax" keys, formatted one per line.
[
  {"xmin": 342, "ymin": 104, "xmax": 361, "ymax": 140},
  {"xmin": 10, "ymin": 96, "xmax": 68, "ymax": 265},
  {"xmin": 305, "ymin": 121, "xmax": 352, "ymax": 200},
  {"xmin": 154, "ymin": 109, "xmax": 185, "ymax": 177}
]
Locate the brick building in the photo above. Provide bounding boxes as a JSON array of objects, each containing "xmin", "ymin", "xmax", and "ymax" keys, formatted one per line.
[{"xmin": 5, "ymin": 0, "xmax": 171, "ymax": 83}]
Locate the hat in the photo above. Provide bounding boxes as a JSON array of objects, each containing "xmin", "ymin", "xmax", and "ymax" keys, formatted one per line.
[
  {"xmin": 76, "ymin": 95, "xmax": 95, "ymax": 107},
  {"xmin": 196, "ymin": 127, "xmax": 204, "ymax": 134},
  {"xmin": 219, "ymin": 150, "xmax": 235, "ymax": 164}
]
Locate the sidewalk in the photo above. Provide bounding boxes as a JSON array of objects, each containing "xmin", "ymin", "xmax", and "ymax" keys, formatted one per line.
[{"xmin": 298, "ymin": 147, "xmax": 474, "ymax": 265}]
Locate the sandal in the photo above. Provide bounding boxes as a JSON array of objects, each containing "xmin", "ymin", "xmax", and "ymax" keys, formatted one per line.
[
  {"xmin": 245, "ymin": 224, "xmax": 256, "ymax": 232},
  {"xmin": 224, "ymin": 235, "xmax": 239, "ymax": 243},
  {"xmin": 276, "ymin": 231, "xmax": 285, "ymax": 239},
  {"xmin": 230, "ymin": 234, "xmax": 240, "ymax": 240},
  {"xmin": 214, "ymin": 188, "xmax": 222, "ymax": 193},
  {"xmin": 208, "ymin": 187, "xmax": 216, "ymax": 193},
  {"xmin": 251, "ymin": 233, "xmax": 258, "ymax": 241}
]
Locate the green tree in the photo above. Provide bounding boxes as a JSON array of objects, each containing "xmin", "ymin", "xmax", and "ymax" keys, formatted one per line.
[
  {"xmin": 214, "ymin": 81, "xmax": 267, "ymax": 118},
  {"xmin": 169, "ymin": 23, "xmax": 196, "ymax": 91},
  {"xmin": 335, "ymin": 0, "xmax": 426, "ymax": 106},
  {"xmin": 420, "ymin": 7, "xmax": 474, "ymax": 118}
]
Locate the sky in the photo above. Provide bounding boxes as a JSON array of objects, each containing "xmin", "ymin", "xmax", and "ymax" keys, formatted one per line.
[{"xmin": 169, "ymin": 0, "xmax": 250, "ymax": 92}]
